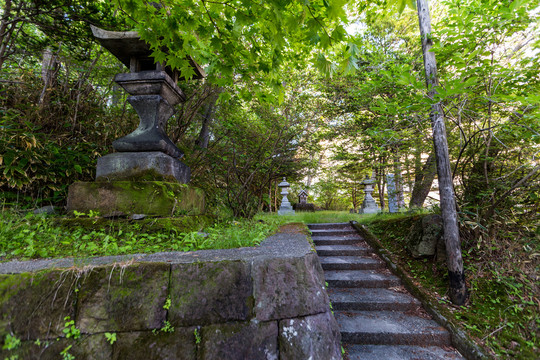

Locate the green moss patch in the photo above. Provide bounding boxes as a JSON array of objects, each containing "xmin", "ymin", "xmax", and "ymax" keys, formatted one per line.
[{"xmin": 67, "ymin": 181, "xmax": 205, "ymax": 217}]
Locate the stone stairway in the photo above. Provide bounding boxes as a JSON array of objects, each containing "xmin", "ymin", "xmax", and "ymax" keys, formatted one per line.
[{"xmin": 309, "ymin": 223, "xmax": 465, "ymax": 360}]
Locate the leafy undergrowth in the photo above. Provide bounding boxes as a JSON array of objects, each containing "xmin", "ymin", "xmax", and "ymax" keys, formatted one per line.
[
  {"xmin": 367, "ymin": 215, "xmax": 539, "ymax": 359},
  {"xmin": 0, "ymin": 210, "xmax": 280, "ymax": 262}
]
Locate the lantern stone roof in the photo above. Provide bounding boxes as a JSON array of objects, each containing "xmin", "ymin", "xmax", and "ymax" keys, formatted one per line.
[{"xmin": 90, "ymin": 25, "xmax": 205, "ymax": 79}]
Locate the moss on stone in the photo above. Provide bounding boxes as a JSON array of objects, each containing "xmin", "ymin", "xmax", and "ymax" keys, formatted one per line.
[
  {"xmin": 0, "ymin": 270, "xmax": 78, "ymax": 340},
  {"xmin": 67, "ymin": 181, "xmax": 206, "ymax": 216}
]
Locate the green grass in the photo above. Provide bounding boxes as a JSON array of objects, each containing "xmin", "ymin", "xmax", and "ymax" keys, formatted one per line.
[
  {"xmin": 0, "ymin": 210, "xmax": 280, "ymax": 261},
  {"xmin": 255, "ymin": 210, "xmax": 415, "ymax": 225}
]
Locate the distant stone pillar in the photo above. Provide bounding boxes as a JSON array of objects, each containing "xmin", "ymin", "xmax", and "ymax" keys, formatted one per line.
[
  {"xmin": 278, "ymin": 177, "xmax": 295, "ymax": 215},
  {"xmin": 387, "ymin": 173, "xmax": 398, "ymax": 213},
  {"xmin": 359, "ymin": 175, "xmax": 380, "ymax": 214}
]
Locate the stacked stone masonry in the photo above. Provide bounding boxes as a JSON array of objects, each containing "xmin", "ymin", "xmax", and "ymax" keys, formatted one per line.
[{"xmin": 0, "ymin": 226, "xmax": 341, "ymax": 360}]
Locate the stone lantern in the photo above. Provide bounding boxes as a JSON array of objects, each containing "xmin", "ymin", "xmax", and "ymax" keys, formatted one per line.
[
  {"xmin": 66, "ymin": 26, "xmax": 206, "ymax": 217},
  {"xmin": 359, "ymin": 174, "xmax": 380, "ymax": 214},
  {"xmin": 90, "ymin": 25, "xmax": 205, "ymax": 183},
  {"xmin": 298, "ymin": 189, "xmax": 308, "ymax": 205},
  {"xmin": 277, "ymin": 177, "xmax": 295, "ymax": 215}
]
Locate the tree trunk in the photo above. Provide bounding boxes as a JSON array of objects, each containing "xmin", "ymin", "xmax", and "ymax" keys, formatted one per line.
[
  {"xmin": 409, "ymin": 151, "xmax": 437, "ymax": 208},
  {"xmin": 393, "ymin": 148, "xmax": 405, "ymax": 208},
  {"xmin": 38, "ymin": 47, "xmax": 60, "ymax": 107},
  {"xmin": 195, "ymin": 92, "xmax": 219, "ymax": 149},
  {"xmin": 417, "ymin": 0, "xmax": 467, "ymax": 305}
]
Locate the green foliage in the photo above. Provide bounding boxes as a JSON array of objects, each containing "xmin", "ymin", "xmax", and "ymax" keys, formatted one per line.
[
  {"xmin": 193, "ymin": 328, "xmax": 201, "ymax": 345},
  {"xmin": 62, "ymin": 316, "xmax": 81, "ymax": 339},
  {"xmin": 104, "ymin": 332, "xmax": 117, "ymax": 345},
  {"xmin": 60, "ymin": 345, "xmax": 75, "ymax": 360},
  {"xmin": 2, "ymin": 334, "xmax": 21, "ymax": 351},
  {"xmin": 113, "ymin": 0, "xmax": 352, "ymax": 88},
  {"xmin": 0, "ymin": 211, "xmax": 278, "ymax": 261},
  {"xmin": 367, "ymin": 214, "xmax": 539, "ymax": 359}
]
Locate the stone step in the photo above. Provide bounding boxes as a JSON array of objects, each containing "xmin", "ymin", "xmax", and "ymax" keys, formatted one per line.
[
  {"xmin": 320, "ymin": 256, "xmax": 384, "ymax": 270},
  {"xmin": 324, "ymin": 270, "xmax": 400, "ymax": 288},
  {"xmin": 313, "ymin": 237, "xmax": 361, "ymax": 246},
  {"xmin": 310, "ymin": 229, "xmax": 358, "ymax": 237},
  {"xmin": 316, "ymin": 245, "xmax": 371, "ymax": 257},
  {"xmin": 307, "ymin": 223, "xmax": 351, "ymax": 230},
  {"xmin": 345, "ymin": 345, "xmax": 465, "ymax": 360},
  {"xmin": 334, "ymin": 311, "xmax": 451, "ymax": 346},
  {"xmin": 328, "ymin": 288, "xmax": 420, "ymax": 311}
]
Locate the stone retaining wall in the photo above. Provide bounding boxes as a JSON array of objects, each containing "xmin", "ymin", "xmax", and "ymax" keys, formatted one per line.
[{"xmin": 0, "ymin": 225, "xmax": 341, "ymax": 360}]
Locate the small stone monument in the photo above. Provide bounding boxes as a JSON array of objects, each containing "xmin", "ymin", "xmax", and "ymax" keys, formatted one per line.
[
  {"xmin": 359, "ymin": 174, "xmax": 380, "ymax": 214},
  {"xmin": 278, "ymin": 177, "xmax": 295, "ymax": 215},
  {"xmin": 298, "ymin": 189, "xmax": 308, "ymax": 204},
  {"xmin": 66, "ymin": 26, "xmax": 206, "ymax": 216},
  {"xmin": 387, "ymin": 173, "xmax": 398, "ymax": 213}
]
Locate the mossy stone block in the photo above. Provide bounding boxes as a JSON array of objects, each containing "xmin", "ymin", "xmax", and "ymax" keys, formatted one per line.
[
  {"xmin": 0, "ymin": 335, "xmax": 112, "ymax": 360},
  {"xmin": 0, "ymin": 270, "xmax": 78, "ymax": 340},
  {"xmin": 76, "ymin": 263, "xmax": 169, "ymax": 333},
  {"xmin": 201, "ymin": 321, "xmax": 278, "ymax": 360},
  {"xmin": 67, "ymin": 181, "xmax": 205, "ymax": 216},
  {"xmin": 112, "ymin": 329, "xmax": 197, "ymax": 360},
  {"xmin": 252, "ymin": 253, "xmax": 329, "ymax": 321},
  {"xmin": 169, "ymin": 261, "xmax": 253, "ymax": 327}
]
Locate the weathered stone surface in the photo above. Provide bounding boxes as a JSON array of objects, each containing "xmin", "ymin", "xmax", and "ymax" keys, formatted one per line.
[
  {"xmin": 169, "ymin": 261, "xmax": 252, "ymax": 326},
  {"xmin": 0, "ymin": 335, "xmax": 112, "ymax": 360},
  {"xmin": 0, "ymin": 270, "xmax": 77, "ymax": 340},
  {"xmin": 96, "ymin": 152, "xmax": 190, "ymax": 183},
  {"xmin": 67, "ymin": 181, "xmax": 205, "ymax": 216},
  {"xmin": 76, "ymin": 263, "xmax": 169, "ymax": 333},
  {"xmin": 113, "ymin": 329, "xmax": 196, "ymax": 360},
  {"xmin": 33, "ymin": 205, "xmax": 57, "ymax": 215},
  {"xmin": 406, "ymin": 214, "xmax": 445, "ymax": 259},
  {"xmin": 201, "ymin": 321, "xmax": 278, "ymax": 360},
  {"xmin": 114, "ymin": 72, "xmax": 186, "ymax": 105},
  {"xmin": 253, "ymin": 253, "xmax": 328, "ymax": 321},
  {"xmin": 113, "ymin": 95, "xmax": 183, "ymax": 158},
  {"xmin": 279, "ymin": 312, "xmax": 342, "ymax": 360}
]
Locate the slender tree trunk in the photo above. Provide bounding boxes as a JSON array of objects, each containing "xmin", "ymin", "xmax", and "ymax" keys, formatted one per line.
[
  {"xmin": 393, "ymin": 147, "xmax": 405, "ymax": 208},
  {"xmin": 409, "ymin": 151, "xmax": 437, "ymax": 208},
  {"xmin": 417, "ymin": 0, "xmax": 467, "ymax": 305},
  {"xmin": 195, "ymin": 92, "xmax": 220, "ymax": 149}
]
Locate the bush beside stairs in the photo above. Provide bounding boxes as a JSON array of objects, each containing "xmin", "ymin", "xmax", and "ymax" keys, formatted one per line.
[{"xmin": 309, "ymin": 222, "xmax": 465, "ymax": 360}]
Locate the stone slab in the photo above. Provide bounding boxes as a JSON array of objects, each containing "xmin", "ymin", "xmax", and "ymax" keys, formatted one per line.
[
  {"xmin": 201, "ymin": 321, "xmax": 278, "ymax": 360},
  {"xmin": 346, "ymin": 345, "xmax": 465, "ymax": 360},
  {"xmin": 0, "ymin": 334, "xmax": 112, "ymax": 360},
  {"xmin": 112, "ymin": 329, "xmax": 197, "ymax": 360},
  {"xmin": 328, "ymin": 288, "xmax": 420, "ymax": 311},
  {"xmin": 307, "ymin": 223, "xmax": 351, "ymax": 230},
  {"xmin": 96, "ymin": 152, "xmax": 190, "ymax": 183},
  {"xmin": 0, "ymin": 270, "xmax": 77, "ymax": 340},
  {"xmin": 324, "ymin": 269, "xmax": 401, "ymax": 288},
  {"xmin": 316, "ymin": 245, "xmax": 371, "ymax": 256},
  {"xmin": 252, "ymin": 253, "xmax": 329, "ymax": 321},
  {"xmin": 67, "ymin": 181, "xmax": 205, "ymax": 216},
  {"xmin": 313, "ymin": 237, "xmax": 363, "ymax": 245},
  {"xmin": 319, "ymin": 256, "xmax": 384, "ymax": 270},
  {"xmin": 334, "ymin": 310, "xmax": 451, "ymax": 346},
  {"xmin": 279, "ymin": 312, "xmax": 342, "ymax": 360},
  {"xmin": 310, "ymin": 229, "xmax": 358, "ymax": 237},
  {"xmin": 168, "ymin": 260, "xmax": 252, "ymax": 326},
  {"xmin": 76, "ymin": 263, "xmax": 169, "ymax": 333}
]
